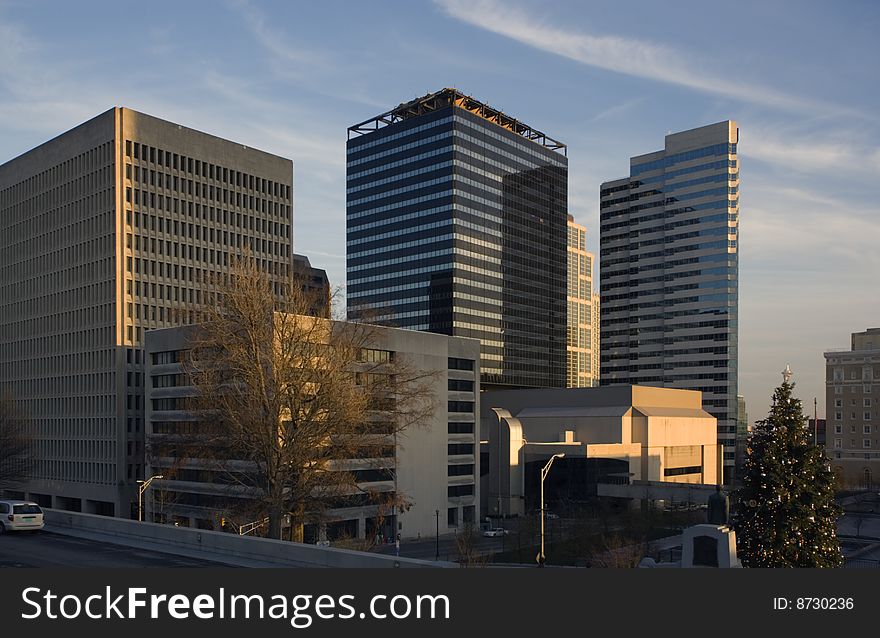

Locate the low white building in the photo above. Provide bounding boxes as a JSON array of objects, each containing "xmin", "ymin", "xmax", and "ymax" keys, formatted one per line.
[
  {"xmin": 480, "ymin": 385, "xmax": 721, "ymax": 519},
  {"xmin": 144, "ymin": 318, "xmax": 480, "ymax": 542}
]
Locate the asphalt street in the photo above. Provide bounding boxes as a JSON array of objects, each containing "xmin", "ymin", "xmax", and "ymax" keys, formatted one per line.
[{"xmin": 0, "ymin": 531, "xmax": 226, "ymax": 568}]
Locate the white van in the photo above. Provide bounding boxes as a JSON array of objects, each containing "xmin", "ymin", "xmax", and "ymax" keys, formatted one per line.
[{"xmin": 0, "ymin": 500, "xmax": 45, "ymax": 534}]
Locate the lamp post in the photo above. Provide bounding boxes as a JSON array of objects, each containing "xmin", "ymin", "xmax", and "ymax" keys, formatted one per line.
[
  {"xmin": 137, "ymin": 475, "xmax": 164, "ymax": 522},
  {"xmin": 538, "ymin": 454, "xmax": 564, "ymax": 567},
  {"xmin": 435, "ymin": 509, "xmax": 440, "ymax": 561}
]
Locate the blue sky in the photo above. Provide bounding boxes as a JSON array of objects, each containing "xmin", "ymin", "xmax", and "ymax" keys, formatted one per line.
[{"xmin": 1, "ymin": 0, "xmax": 878, "ymax": 421}]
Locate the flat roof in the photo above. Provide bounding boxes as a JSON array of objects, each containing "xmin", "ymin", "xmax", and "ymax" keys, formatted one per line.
[{"xmin": 348, "ymin": 88, "xmax": 566, "ymax": 155}]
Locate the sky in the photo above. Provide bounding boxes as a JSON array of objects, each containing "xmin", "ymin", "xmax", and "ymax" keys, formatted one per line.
[{"xmin": 1, "ymin": 0, "xmax": 878, "ymax": 422}]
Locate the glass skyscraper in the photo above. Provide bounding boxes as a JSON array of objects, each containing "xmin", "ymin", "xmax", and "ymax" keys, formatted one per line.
[
  {"xmin": 599, "ymin": 121, "xmax": 739, "ymax": 481},
  {"xmin": 347, "ymin": 89, "xmax": 568, "ymax": 388}
]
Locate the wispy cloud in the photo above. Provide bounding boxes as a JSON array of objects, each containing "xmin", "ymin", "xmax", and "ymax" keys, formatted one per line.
[
  {"xmin": 589, "ymin": 97, "xmax": 645, "ymax": 123},
  {"xmin": 434, "ymin": 0, "xmax": 852, "ymax": 116},
  {"xmin": 741, "ymin": 131, "xmax": 879, "ymax": 177},
  {"xmin": 225, "ymin": 0, "xmax": 386, "ymax": 109}
]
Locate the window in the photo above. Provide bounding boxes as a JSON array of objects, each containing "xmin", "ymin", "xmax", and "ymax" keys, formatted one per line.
[
  {"xmin": 835, "ymin": 412, "xmax": 842, "ymax": 421},
  {"xmin": 448, "ymin": 443, "xmax": 473, "ymax": 455},
  {"xmin": 448, "ymin": 484, "xmax": 474, "ymax": 497},
  {"xmin": 834, "ymin": 425, "xmax": 842, "ymax": 434},
  {"xmin": 448, "ymin": 379, "xmax": 474, "ymax": 392},
  {"xmin": 448, "ymin": 358, "xmax": 474, "ymax": 371},
  {"xmin": 358, "ymin": 348, "xmax": 393, "ymax": 363},
  {"xmin": 835, "ymin": 399, "xmax": 842, "ymax": 407},
  {"xmin": 865, "ymin": 399, "xmax": 872, "ymax": 407},
  {"xmin": 664, "ymin": 466, "xmax": 702, "ymax": 477},
  {"xmin": 447, "ymin": 507, "xmax": 458, "ymax": 527},
  {"xmin": 864, "ymin": 425, "xmax": 872, "ymax": 434},
  {"xmin": 448, "ymin": 422, "xmax": 474, "ymax": 434},
  {"xmin": 834, "ymin": 438, "xmax": 842, "ymax": 449},
  {"xmin": 448, "ymin": 401, "xmax": 474, "ymax": 413},
  {"xmin": 864, "ymin": 439, "xmax": 872, "ymax": 449},
  {"xmin": 835, "ymin": 386, "xmax": 843, "ymax": 395},
  {"xmin": 865, "ymin": 412, "xmax": 872, "ymax": 421},
  {"xmin": 151, "ymin": 350, "xmax": 183, "ymax": 365},
  {"xmin": 448, "ymin": 464, "xmax": 474, "ymax": 476}
]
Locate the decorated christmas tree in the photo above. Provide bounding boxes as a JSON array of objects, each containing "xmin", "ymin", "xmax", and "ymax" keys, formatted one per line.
[{"xmin": 735, "ymin": 368, "xmax": 843, "ymax": 567}]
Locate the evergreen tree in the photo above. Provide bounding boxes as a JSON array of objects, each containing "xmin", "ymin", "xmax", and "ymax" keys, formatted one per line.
[{"xmin": 735, "ymin": 381, "xmax": 843, "ymax": 567}]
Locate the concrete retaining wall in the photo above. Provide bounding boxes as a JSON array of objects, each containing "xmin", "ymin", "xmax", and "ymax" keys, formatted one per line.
[{"xmin": 43, "ymin": 509, "xmax": 450, "ymax": 568}]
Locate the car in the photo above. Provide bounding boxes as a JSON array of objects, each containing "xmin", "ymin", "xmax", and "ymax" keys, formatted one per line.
[
  {"xmin": 0, "ymin": 500, "xmax": 45, "ymax": 534},
  {"xmin": 482, "ymin": 527, "xmax": 508, "ymax": 537}
]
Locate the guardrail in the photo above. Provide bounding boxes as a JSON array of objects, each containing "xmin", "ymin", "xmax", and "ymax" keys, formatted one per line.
[{"xmin": 43, "ymin": 509, "xmax": 452, "ymax": 568}]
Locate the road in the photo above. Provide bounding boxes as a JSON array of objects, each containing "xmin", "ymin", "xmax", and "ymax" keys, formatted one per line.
[
  {"xmin": 373, "ymin": 533, "xmax": 508, "ymax": 561},
  {"xmin": 0, "ymin": 531, "xmax": 227, "ymax": 568}
]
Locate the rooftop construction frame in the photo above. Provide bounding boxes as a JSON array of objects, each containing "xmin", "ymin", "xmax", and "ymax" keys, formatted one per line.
[{"xmin": 348, "ymin": 88, "xmax": 567, "ymax": 156}]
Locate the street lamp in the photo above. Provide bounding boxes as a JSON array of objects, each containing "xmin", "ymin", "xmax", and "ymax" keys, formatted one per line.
[
  {"xmin": 538, "ymin": 454, "xmax": 564, "ymax": 567},
  {"xmin": 137, "ymin": 475, "xmax": 164, "ymax": 522},
  {"xmin": 435, "ymin": 509, "xmax": 440, "ymax": 561}
]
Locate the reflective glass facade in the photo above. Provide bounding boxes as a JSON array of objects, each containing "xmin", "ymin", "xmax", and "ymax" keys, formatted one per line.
[
  {"xmin": 599, "ymin": 121, "xmax": 739, "ymax": 481},
  {"xmin": 347, "ymin": 89, "xmax": 568, "ymax": 388}
]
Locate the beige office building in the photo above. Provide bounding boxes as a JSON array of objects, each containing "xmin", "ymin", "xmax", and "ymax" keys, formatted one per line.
[
  {"xmin": 825, "ymin": 328, "xmax": 880, "ymax": 489},
  {"xmin": 0, "ymin": 108, "xmax": 294, "ymax": 516},
  {"xmin": 566, "ymin": 216, "xmax": 599, "ymax": 388},
  {"xmin": 480, "ymin": 385, "xmax": 720, "ymax": 518},
  {"xmin": 145, "ymin": 318, "xmax": 481, "ymax": 541}
]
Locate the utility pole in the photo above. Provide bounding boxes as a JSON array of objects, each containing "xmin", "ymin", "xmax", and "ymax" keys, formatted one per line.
[{"xmin": 814, "ymin": 397, "xmax": 818, "ymax": 445}]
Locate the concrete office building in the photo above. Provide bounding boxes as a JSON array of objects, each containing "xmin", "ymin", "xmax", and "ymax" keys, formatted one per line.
[
  {"xmin": 346, "ymin": 88, "xmax": 568, "ymax": 389},
  {"xmin": 145, "ymin": 318, "xmax": 480, "ymax": 541},
  {"xmin": 566, "ymin": 216, "xmax": 599, "ymax": 388},
  {"xmin": 599, "ymin": 121, "xmax": 739, "ymax": 482},
  {"xmin": 292, "ymin": 253, "xmax": 331, "ymax": 317},
  {"xmin": 0, "ymin": 108, "xmax": 294, "ymax": 516},
  {"xmin": 480, "ymin": 385, "xmax": 720, "ymax": 518},
  {"xmin": 825, "ymin": 328, "xmax": 880, "ymax": 489}
]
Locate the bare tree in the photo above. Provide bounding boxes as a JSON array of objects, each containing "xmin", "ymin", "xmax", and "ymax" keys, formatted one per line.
[
  {"xmin": 0, "ymin": 395, "xmax": 33, "ymax": 490},
  {"xmin": 592, "ymin": 533, "xmax": 649, "ymax": 568},
  {"xmin": 182, "ymin": 256, "xmax": 436, "ymax": 540},
  {"xmin": 455, "ymin": 523, "xmax": 488, "ymax": 567}
]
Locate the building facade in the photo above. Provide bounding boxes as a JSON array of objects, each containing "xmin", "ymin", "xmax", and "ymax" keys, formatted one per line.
[
  {"xmin": 346, "ymin": 88, "xmax": 568, "ymax": 389},
  {"xmin": 599, "ymin": 121, "xmax": 739, "ymax": 482},
  {"xmin": 0, "ymin": 108, "xmax": 294, "ymax": 516},
  {"xmin": 566, "ymin": 215, "xmax": 599, "ymax": 388},
  {"xmin": 480, "ymin": 385, "xmax": 720, "ymax": 518},
  {"xmin": 145, "ymin": 318, "xmax": 480, "ymax": 541},
  {"xmin": 292, "ymin": 253, "xmax": 331, "ymax": 317},
  {"xmin": 825, "ymin": 328, "xmax": 880, "ymax": 490}
]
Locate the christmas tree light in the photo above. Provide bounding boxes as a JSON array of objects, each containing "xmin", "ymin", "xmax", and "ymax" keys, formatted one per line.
[{"xmin": 734, "ymin": 371, "xmax": 843, "ymax": 567}]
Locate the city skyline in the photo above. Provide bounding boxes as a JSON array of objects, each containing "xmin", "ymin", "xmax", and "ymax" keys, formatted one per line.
[{"xmin": 0, "ymin": 0, "xmax": 878, "ymax": 420}]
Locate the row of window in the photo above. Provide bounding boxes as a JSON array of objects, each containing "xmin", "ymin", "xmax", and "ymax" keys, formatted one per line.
[
  {"xmin": 833, "ymin": 439, "xmax": 876, "ymax": 449},
  {"xmin": 834, "ymin": 412, "xmax": 876, "ymax": 421},
  {"xmin": 125, "ymin": 140, "xmax": 290, "ymax": 199},
  {"xmin": 630, "ymin": 143, "xmax": 737, "ymax": 176}
]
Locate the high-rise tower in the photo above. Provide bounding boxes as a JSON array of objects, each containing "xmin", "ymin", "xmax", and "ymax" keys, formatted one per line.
[
  {"xmin": 566, "ymin": 215, "xmax": 599, "ymax": 388},
  {"xmin": 346, "ymin": 89, "xmax": 568, "ymax": 389},
  {"xmin": 599, "ymin": 121, "xmax": 739, "ymax": 481},
  {"xmin": 0, "ymin": 108, "xmax": 294, "ymax": 514}
]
